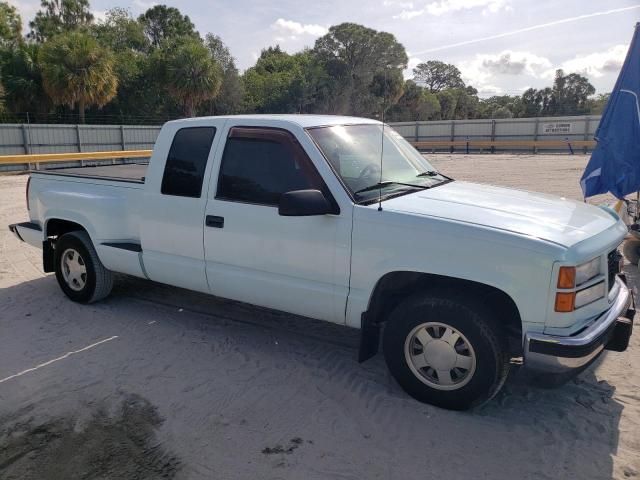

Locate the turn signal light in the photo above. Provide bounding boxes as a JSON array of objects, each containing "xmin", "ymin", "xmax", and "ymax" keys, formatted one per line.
[
  {"xmin": 557, "ymin": 267, "xmax": 576, "ymax": 289},
  {"xmin": 555, "ymin": 292, "xmax": 575, "ymax": 312}
]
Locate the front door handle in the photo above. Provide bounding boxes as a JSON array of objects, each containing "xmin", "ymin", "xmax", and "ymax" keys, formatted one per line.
[{"xmin": 206, "ymin": 215, "xmax": 224, "ymax": 228}]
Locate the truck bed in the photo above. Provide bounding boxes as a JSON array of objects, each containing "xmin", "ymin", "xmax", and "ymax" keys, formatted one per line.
[{"xmin": 33, "ymin": 163, "xmax": 148, "ymax": 183}]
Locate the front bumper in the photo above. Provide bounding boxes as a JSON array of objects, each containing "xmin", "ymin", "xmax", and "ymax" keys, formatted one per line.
[{"xmin": 524, "ymin": 276, "xmax": 634, "ymax": 373}]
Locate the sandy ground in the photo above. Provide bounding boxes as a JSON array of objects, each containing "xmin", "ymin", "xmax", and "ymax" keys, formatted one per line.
[{"xmin": 1, "ymin": 154, "xmax": 639, "ymax": 479}]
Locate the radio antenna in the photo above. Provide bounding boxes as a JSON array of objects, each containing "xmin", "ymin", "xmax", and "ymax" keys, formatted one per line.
[{"xmin": 378, "ymin": 67, "xmax": 387, "ymax": 212}]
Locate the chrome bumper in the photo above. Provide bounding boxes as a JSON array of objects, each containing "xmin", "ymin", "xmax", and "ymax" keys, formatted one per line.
[
  {"xmin": 524, "ymin": 276, "xmax": 634, "ymax": 373},
  {"xmin": 8, "ymin": 221, "xmax": 43, "ymax": 248}
]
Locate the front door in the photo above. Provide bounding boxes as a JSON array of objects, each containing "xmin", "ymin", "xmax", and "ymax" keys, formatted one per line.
[{"xmin": 203, "ymin": 125, "xmax": 352, "ymax": 324}]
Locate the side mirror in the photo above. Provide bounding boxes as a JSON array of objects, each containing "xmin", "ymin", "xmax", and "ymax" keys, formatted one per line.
[{"xmin": 279, "ymin": 189, "xmax": 334, "ymax": 216}]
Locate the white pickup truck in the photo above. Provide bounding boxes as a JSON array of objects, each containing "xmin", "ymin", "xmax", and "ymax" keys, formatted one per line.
[{"xmin": 10, "ymin": 115, "xmax": 635, "ymax": 410}]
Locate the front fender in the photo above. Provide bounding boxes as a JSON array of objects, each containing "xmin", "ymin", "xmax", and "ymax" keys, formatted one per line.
[{"xmin": 346, "ymin": 206, "xmax": 564, "ymax": 329}]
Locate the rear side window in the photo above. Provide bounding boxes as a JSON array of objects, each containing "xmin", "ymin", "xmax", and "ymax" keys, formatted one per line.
[
  {"xmin": 161, "ymin": 127, "xmax": 216, "ymax": 197},
  {"xmin": 217, "ymin": 128, "xmax": 323, "ymax": 206}
]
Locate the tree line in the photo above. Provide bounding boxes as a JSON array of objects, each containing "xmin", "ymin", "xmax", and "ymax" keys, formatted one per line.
[{"xmin": 0, "ymin": 0, "xmax": 610, "ymax": 124}]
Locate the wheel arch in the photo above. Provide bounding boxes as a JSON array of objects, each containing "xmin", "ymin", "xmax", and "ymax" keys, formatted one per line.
[
  {"xmin": 359, "ymin": 271, "xmax": 523, "ymax": 362},
  {"xmin": 43, "ymin": 218, "xmax": 93, "ymax": 273},
  {"xmin": 45, "ymin": 218, "xmax": 89, "ymax": 238}
]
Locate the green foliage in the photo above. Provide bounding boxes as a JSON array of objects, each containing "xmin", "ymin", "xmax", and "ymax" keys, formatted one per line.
[
  {"xmin": 0, "ymin": 2, "xmax": 22, "ymax": 46},
  {"xmin": 29, "ymin": 0, "xmax": 93, "ymax": 42},
  {"xmin": 478, "ymin": 95, "xmax": 524, "ymax": 119},
  {"xmin": 39, "ymin": 30, "xmax": 118, "ymax": 122},
  {"xmin": 205, "ymin": 34, "xmax": 243, "ymax": 115},
  {"xmin": 518, "ymin": 70, "xmax": 595, "ymax": 117},
  {"xmin": 138, "ymin": 5, "xmax": 197, "ymax": 47},
  {"xmin": 94, "ymin": 7, "xmax": 148, "ymax": 53},
  {"xmin": 312, "ymin": 22, "xmax": 407, "ymax": 116},
  {"xmin": 587, "ymin": 93, "xmax": 610, "ymax": 115},
  {"xmin": 388, "ymin": 80, "xmax": 440, "ymax": 121},
  {"xmin": 0, "ymin": 42, "xmax": 49, "ymax": 113},
  {"xmin": 0, "ymin": 0, "xmax": 611, "ymax": 124},
  {"xmin": 412, "ymin": 60, "xmax": 465, "ymax": 93},
  {"xmin": 156, "ymin": 36, "xmax": 222, "ymax": 116},
  {"xmin": 242, "ymin": 46, "xmax": 311, "ymax": 113}
]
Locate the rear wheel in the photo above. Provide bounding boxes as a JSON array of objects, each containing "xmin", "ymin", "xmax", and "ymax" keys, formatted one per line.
[
  {"xmin": 54, "ymin": 231, "xmax": 113, "ymax": 303},
  {"xmin": 383, "ymin": 292, "xmax": 510, "ymax": 410}
]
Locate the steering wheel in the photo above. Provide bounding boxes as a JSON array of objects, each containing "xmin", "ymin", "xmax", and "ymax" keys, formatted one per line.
[{"xmin": 358, "ymin": 164, "xmax": 381, "ymax": 180}]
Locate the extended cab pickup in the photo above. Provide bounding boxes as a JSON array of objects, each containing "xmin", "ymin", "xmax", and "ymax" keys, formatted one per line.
[{"xmin": 9, "ymin": 115, "xmax": 635, "ymax": 410}]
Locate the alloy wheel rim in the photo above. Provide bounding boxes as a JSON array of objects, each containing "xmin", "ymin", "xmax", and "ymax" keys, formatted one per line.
[
  {"xmin": 404, "ymin": 321, "xmax": 477, "ymax": 391},
  {"xmin": 61, "ymin": 248, "xmax": 87, "ymax": 292}
]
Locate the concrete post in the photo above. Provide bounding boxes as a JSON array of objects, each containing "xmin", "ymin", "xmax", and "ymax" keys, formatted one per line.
[
  {"xmin": 76, "ymin": 124, "xmax": 84, "ymax": 167},
  {"xmin": 119, "ymin": 125, "xmax": 126, "ymax": 164},
  {"xmin": 450, "ymin": 121, "xmax": 455, "ymax": 154},
  {"xmin": 21, "ymin": 124, "xmax": 30, "ymax": 155},
  {"xmin": 490, "ymin": 119, "xmax": 496, "ymax": 154},
  {"xmin": 583, "ymin": 117, "xmax": 591, "ymax": 154}
]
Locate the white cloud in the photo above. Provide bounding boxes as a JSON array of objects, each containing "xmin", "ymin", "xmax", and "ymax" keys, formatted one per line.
[
  {"xmin": 272, "ymin": 18, "xmax": 328, "ymax": 37},
  {"xmin": 459, "ymin": 50, "xmax": 551, "ymax": 95},
  {"xmin": 394, "ymin": 0, "xmax": 510, "ymax": 20},
  {"xmin": 132, "ymin": 0, "xmax": 157, "ymax": 11},
  {"xmin": 480, "ymin": 50, "xmax": 552, "ymax": 76},
  {"xmin": 393, "ymin": 8, "xmax": 425, "ymax": 19},
  {"xmin": 425, "ymin": 0, "xmax": 511, "ymax": 16},
  {"xmin": 476, "ymin": 84, "xmax": 503, "ymax": 96},
  {"xmin": 558, "ymin": 44, "xmax": 628, "ymax": 78},
  {"xmin": 411, "ymin": 5, "xmax": 639, "ymax": 55},
  {"xmin": 460, "ymin": 50, "xmax": 552, "ymax": 85},
  {"xmin": 92, "ymin": 10, "xmax": 108, "ymax": 23},
  {"xmin": 383, "ymin": 0, "xmax": 414, "ymax": 7},
  {"xmin": 6, "ymin": 0, "xmax": 39, "ymax": 32},
  {"xmin": 404, "ymin": 55, "xmax": 423, "ymax": 78}
]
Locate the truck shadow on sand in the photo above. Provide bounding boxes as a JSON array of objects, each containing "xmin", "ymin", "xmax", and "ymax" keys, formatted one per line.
[{"xmin": 0, "ymin": 267, "xmax": 636, "ymax": 479}]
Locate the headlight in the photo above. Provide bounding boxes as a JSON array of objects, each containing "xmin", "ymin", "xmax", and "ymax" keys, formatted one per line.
[
  {"xmin": 575, "ymin": 281, "xmax": 606, "ymax": 308},
  {"xmin": 575, "ymin": 257, "xmax": 601, "ymax": 286}
]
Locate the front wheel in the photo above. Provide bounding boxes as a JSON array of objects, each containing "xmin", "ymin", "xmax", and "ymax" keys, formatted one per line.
[
  {"xmin": 383, "ymin": 292, "xmax": 510, "ymax": 410},
  {"xmin": 54, "ymin": 231, "xmax": 114, "ymax": 303}
]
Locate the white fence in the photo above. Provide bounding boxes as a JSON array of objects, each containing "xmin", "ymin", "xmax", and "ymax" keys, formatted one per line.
[
  {"xmin": 389, "ymin": 115, "xmax": 601, "ymax": 151},
  {"xmin": 0, "ymin": 123, "xmax": 161, "ymax": 172},
  {"xmin": 0, "ymin": 123, "xmax": 160, "ymax": 155},
  {"xmin": 0, "ymin": 115, "xmax": 603, "ymax": 173}
]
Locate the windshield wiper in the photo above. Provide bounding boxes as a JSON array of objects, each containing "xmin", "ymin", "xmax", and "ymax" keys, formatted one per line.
[
  {"xmin": 353, "ymin": 181, "xmax": 431, "ymax": 195},
  {"xmin": 416, "ymin": 171, "xmax": 453, "ymax": 181}
]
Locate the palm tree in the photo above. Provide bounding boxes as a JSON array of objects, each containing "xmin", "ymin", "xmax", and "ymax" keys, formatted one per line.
[
  {"xmin": 162, "ymin": 37, "xmax": 222, "ymax": 117},
  {"xmin": 0, "ymin": 43, "xmax": 50, "ymax": 115},
  {"xmin": 39, "ymin": 30, "xmax": 118, "ymax": 123}
]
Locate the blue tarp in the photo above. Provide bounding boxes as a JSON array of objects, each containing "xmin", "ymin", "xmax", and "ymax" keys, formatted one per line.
[{"xmin": 581, "ymin": 23, "xmax": 640, "ymax": 199}]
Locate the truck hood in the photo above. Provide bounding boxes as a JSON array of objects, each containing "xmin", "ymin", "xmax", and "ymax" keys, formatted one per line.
[{"xmin": 382, "ymin": 181, "xmax": 617, "ymax": 248}]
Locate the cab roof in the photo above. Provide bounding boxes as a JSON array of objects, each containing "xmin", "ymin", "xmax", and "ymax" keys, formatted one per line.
[{"xmin": 166, "ymin": 114, "xmax": 382, "ymax": 129}]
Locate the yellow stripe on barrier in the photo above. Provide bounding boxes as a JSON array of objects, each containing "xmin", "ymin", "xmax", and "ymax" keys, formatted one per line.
[{"xmin": 0, "ymin": 149, "xmax": 152, "ymax": 165}]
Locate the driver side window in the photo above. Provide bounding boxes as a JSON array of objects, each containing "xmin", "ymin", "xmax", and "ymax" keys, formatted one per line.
[{"xmin": 217, "ymin": 127, "xmax": 324, "ymax": 206}]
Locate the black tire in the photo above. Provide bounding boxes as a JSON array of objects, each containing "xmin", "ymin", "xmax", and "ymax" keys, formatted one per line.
[
  {"xmin": 54, "ymin": 230, "xmax": 114, "ymax": 303},
  {"xmin": 622, "ymin": 239, "xmax": 640, "ymax": 265},
  {"xmin": 383, "ymin": 291, "xmax": 510, "ymax": 410}
]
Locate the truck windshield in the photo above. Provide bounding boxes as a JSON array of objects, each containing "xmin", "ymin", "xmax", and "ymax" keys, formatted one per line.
[{"xmin": 307, "ymin": 124, "xmax": 451, "ymax": 203}]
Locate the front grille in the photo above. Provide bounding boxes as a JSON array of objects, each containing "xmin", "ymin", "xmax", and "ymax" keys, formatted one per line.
[{"xmin": 607, "ymin": 249, "xmax": 621, "ymax": 291}]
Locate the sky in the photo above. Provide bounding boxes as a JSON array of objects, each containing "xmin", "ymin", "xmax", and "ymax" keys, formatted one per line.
[{"xmin": 8, "ymin": 0, "xmax": 640, "ymax": 97}]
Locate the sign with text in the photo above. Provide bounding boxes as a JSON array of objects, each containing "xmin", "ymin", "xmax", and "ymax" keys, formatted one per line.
[{"xmin": 542, "ymin": 122, "xmax": 573, "ymax": 134}]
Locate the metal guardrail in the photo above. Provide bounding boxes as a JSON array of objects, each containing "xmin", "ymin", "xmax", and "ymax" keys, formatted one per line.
[{"xmin": 411, "ymin": 139, "xmax": 596, "ymax": 152}]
